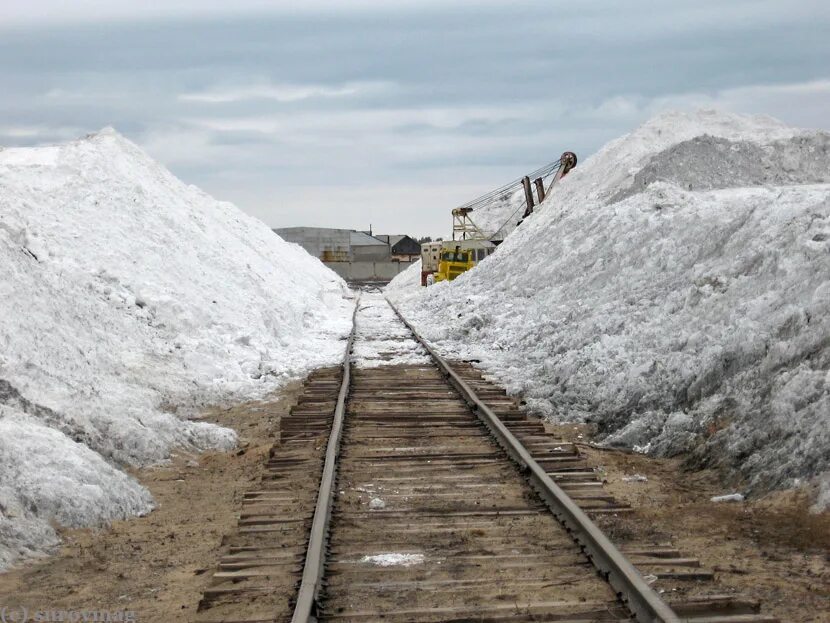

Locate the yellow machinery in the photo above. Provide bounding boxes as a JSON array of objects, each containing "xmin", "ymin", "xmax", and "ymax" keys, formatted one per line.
[
  {"xmin": 421, "ymin": 204, "xmax": 496, "ymax": 285},
  {"xmin": 420, "ymin": 239, "xmax": 495, "ymax": 285},
  {"xmin": 435, "ymin": 246, "xmax": 473, "ymax": 283},
  {"xmin": 420, "ymin": 151, "xmax": 577, "ymax": 286}
]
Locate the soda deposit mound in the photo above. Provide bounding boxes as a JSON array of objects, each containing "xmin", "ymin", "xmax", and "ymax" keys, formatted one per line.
[
  {"xmin": 0, "ymin": 129, "xmax": 353, "ymax": 569},
  {"xmin": 389, "ymin": 110, "xmax": 830, "ymax": 505}
]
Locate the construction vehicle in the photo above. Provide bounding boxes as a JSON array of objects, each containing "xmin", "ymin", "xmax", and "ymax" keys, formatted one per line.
[
  {"xmin": 420, "ymin": 204, "xmax": 498, "ymax": 286},
  {"xmin": 420, "ymin": 151, "xmax": 577, "ymax": 286},
  {"xmin": 420, "ymin": 238, "xmax": 497, "ymax": 286}
]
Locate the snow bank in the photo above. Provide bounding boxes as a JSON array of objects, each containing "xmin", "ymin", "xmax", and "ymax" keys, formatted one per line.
[
  {"xmin": 389, "ymin": 110, "xmax": 830, "ymax": 497},
  {"xmin": 0, "ymin": 129, "xmax": 353, "ymax": 568},
  {"xmin": 352, "ymin": 293, "xmax": 430, "ymax": 368},
  {"xmin": 385, "ymin": 259, "xmax": 422, "ymax": 295}
]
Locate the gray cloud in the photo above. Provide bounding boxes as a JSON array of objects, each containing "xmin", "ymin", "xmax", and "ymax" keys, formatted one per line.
[{"xmin": 1, "ymin": 1, "xmax": 829, "ymax": 236}]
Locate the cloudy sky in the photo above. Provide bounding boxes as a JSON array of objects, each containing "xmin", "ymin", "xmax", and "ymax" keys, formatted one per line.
[{"xmin": 1, "ymin": 1, "xmax": 829, "ymax": 237}]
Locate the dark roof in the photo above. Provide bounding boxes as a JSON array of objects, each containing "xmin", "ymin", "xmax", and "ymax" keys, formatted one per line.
[{"xmin": 389, "ymin": 235, "xmax": 420, "ymax": 255}]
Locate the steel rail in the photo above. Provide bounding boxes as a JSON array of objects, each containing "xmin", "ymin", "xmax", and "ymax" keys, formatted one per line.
[
  {"xmin": 386, "ymin": 297, "xmax": 681, "ymax": 623},
  {"xmin": 290, "ymin": 294, "xmax": 360, "ymax": 623}
]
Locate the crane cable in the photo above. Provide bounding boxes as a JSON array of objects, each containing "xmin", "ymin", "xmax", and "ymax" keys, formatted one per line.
[
  {"xmin": 488, "ymin": 160, "xmax": 563, "ymax": 239},
  {"xmin": 454, "ymin": 159, "xmax": 562, "ymax": 212}
]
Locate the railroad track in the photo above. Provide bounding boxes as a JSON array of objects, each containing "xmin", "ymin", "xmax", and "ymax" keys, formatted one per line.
[{"xmin": 197, "ymin": 291, "xmax": 777, "ymax": 623}]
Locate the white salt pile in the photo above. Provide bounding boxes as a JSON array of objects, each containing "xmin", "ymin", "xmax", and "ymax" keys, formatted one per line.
[
  {"xmin": 0, "ymin": 129, "xmax": 353, "ymax": 568},
  {"xmin": 389, "ymin": 110, "xmax": 830, "ymax": 501}
]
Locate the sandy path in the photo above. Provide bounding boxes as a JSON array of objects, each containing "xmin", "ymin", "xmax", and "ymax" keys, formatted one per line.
[
  {"xmin": 0, "ymin": 384, "xmax": 827, "ymax": 622},
  {"xmin": 551, "ymin": 423, "xmax": 830, "ymax": 623},
  {"xmin": 0, "ymin": 381, "xmax": 302, "ymax": 622}
]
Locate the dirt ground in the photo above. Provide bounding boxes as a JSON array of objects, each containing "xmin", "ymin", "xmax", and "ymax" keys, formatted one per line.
[
  {"xmin": 552, "ymin": 423, "xmax": 830, "ymax": 623},
  {"xmin": 0, "ymin": 380, "xmax": 302, "ymax": 622},
  {"xmin": 0, "ymin": 388, "xmax": 827, "ymax": 622}
]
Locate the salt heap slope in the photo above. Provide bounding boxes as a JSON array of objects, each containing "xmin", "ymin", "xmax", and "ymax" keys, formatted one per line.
[
  {"xmin": 389, "ymin": 110, "xmax": 830, "ymax": 495},
  {"xmin": 0, "ymin": 129, "xmax": 352, "ymax": 569}
]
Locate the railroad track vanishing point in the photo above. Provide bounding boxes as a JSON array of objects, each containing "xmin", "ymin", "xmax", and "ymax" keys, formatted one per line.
[{"xmin": 196, "ymin": 291, "xmax": 778, "ymax": 623}]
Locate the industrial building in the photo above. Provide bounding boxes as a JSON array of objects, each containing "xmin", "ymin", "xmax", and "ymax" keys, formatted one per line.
[
  {"xmin": 374, "ymin": 235, "xmax": 421, "ymax": 261},
  {"xmin": 273, "ymin": 227, "xmax": 415, "ymax": 283}
]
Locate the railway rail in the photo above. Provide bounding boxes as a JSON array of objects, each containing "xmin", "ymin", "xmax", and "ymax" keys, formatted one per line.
[{"xmin": 197, "ymin": 292, "xmax": 777, "ymax": 623}]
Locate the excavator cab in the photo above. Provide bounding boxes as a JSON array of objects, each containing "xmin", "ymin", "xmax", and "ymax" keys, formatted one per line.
[
  {"xmin": 434, "ymin": 246, "xmax": 475, "ymax": 283},
  {"xmin": 421, "ymin": 241, "xmax": 495, "ymax": 285},
  {"xmin": 441, "ymin": 249, "xmax": 469, "ymax": 263}
]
